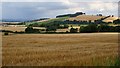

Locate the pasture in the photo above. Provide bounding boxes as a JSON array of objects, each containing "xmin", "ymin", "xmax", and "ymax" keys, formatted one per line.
[{"xmin": 2, "ymin": 33, "xmax": 119, "ymax": 66}]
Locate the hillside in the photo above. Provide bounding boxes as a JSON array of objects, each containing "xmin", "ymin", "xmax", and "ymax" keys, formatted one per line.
[
  {"xmin": 25, "ymin": 14, "xmax": 119, "ymax": 26},
  {"xmin": 67, "ymin": 15, "xmax": 106, "ymax": 22},
  {"xmin": 103, "ymin": 17, "xmax": 118, "ymax": 23},
  {"xmin": 26, "ymin": 17, "xmax": 69, "ymax": 26}
]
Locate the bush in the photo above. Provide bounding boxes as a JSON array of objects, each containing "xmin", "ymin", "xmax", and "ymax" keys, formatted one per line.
[
  {"xmin": 80, "ymin": 24, "xmax": 98, "ymax": 33},
  {"xmin": 113, "ymin": 19, "xmax": 120, "ymax": 24},
  {"xmin": 25, "ymin": 26, "xmax": 34, "ymax": 33},
  {"xmin": 45, "ymin": 22, "xmax": 58, "ymax": 32},
  {"xmin": 114, "ymin": 26, "xmax": 120, "ymax": 32},
  {"xmin": 113, "ymin": 57, "xmax": 120, "ymax": 66},
  {"xmin": 66, "ymin": 31, "xmax": 69, "ymax": 33},
  {"xmin": 63, "ymin": 24, "xmax": 69, "ymax": 28},
  {"xmin": 70, "ymin": 28, "xmax": 78, "ymax": 33},
  {"xmin": 25, "ymin": 26, "xmax": 40, "ymax": 33},
  {"xmin": 98, "ymin": 24, "xmax": 110, "ymax": 32},
  {"xmin": 80, "ymin": 23, "xmax": 120, "ymax": 33},
  {"xmin": 4, "ymin": 32, "xmax": 8, "ymax": 35},
  {"xmin": 98, "ymin": 24, "xmax": 117, "ymax": 32}
]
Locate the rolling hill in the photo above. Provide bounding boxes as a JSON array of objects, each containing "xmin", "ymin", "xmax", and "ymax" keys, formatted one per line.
[
  {"xmin": 67, "ymin": 15, "xmax": 106, "ymax": 22},
  {"xmin": 102, "ymin": 17, "xmax": 118, "ymax": 23},
  {"xmin": 25, "ymin": 13, "xmax": 119, "ymax": 26}
]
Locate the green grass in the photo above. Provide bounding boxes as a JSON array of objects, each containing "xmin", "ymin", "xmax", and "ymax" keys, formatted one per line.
[
  {"xmin": 26, "ymin": 17, "xmax": 69, "ymax": 26},
  {"xmin": 113, "ymin": 57, "xmax": 120, "ymax": 66}
]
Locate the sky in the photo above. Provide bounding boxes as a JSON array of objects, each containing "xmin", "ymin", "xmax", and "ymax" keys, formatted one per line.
[{"xmin": 1, "ymin": 0, "xmax": 119, "ymax": 21}]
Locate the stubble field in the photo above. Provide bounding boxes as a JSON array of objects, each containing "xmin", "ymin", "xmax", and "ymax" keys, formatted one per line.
[{"xmin": 2, "ymin": 33, "xmax": 119, "ymax": 66}]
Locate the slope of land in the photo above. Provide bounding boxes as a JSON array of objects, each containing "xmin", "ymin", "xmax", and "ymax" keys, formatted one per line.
[
  {"xmin": 103, "ymin": 17, "xmax": 118, "ymax": 23},
  {"xmin": 27, "ymin": 17, "xmax": 69, "ymax": 25},
  {"xmin": 67, "ymin": 15, "xmax": 106, "ymax": 22},
  {"xmin": 26, "ymin": 15, "xmax": 119, "ymax": 25}
]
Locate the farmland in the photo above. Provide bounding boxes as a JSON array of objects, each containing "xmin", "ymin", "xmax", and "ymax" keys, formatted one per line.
[
  {"xmin": 1, "ymin": 13, "xmax": 120, "ymax": 66},
  {"xmin": 68, "ymin": 15, "xmax": 106, "ymax": 22},
  {"xmin": 2, "ymin": 33, "xmax": 119, "ymax": 66}
]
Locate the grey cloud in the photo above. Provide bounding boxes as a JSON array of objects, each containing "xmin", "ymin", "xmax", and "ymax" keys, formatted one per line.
[
  {"xmin": 2, "ymin": 2, "xmax": 118, "ymax": 21},
  {"xmin": 2, "ymin": 2, "xmax": 71, "ymax": 20}
]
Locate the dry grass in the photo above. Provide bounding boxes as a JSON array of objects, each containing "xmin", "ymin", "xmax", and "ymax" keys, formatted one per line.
[
  {"xmin": 68, "ymin": 15, "xmax": 105, "ymax": 22},
  {"xmin": 2, "ymin": 26, "xmax": 26, "ymax": 32},
  {"xmin": 103, "ymin": 17, "xmax": 118, "ymax": 23},
  {"xmin": 2, "ymin": 33, "xmax": 119, "ymax": 66},
  {"xmin": 2, "ymin": 26, "xmax": 68, "ymax": 32}
]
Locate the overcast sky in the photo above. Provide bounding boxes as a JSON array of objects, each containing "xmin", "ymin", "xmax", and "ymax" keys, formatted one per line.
[{"xmin": 1, "ymin": 0, "xmax": 119, "ymax": 21}]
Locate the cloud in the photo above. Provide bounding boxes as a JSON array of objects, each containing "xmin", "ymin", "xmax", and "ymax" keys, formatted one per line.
[
  {"xmin": 0, "ymin": 3, "xmax": 2, "ymax": 20},
  {"xmin": 88, "ymin": 1, "xmax": 118, "ymax": 15},
  {"xmin": 1, "ymin": 0, "xmax": 119, "ymax": 2},
  {"xmin": 2, "ymin": 2, "xmax": 72, "ymax": 20},
  {"xmin": 2, "ymin": 1, "xmax": 118, "ymax": 21}
]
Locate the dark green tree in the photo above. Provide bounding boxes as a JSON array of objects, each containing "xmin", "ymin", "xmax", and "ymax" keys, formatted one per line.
[
  {"xmin": 113, "ymin": 19, "xmax": 120, "ymax": 24},
  {"xmin": 80, "ymin": 24, "xmax": 98, "ymax": 33},
  {"xmin": 25, "ymin": 26, "xmax": 34, "ymax": 33}
]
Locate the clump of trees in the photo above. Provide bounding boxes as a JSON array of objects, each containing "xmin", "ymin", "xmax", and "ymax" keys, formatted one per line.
[
  {"xmin": 113, "ymin": 19, "xmax": 120, "ymax": 24},
  {"xmin": 79, "ymin": 24, "xmax": 120, "ymax": 33},
  {"xmin": 80, "ymin": 24, "xmax": 98, "ymax": 33},
  {"xmin": 70, "ymin": 28, "xmax": 78, "ymax": 33},
  {"xmin": 56, "ymin": 12, "xmax": 85, "ymax": 18},
  {"xmin": 4, "ymin": 32, "xmax": 9, "ymax": 35},
  {"xmin": 25, "ymin": 26, "xmax": 40, "ymax": 33},
  {"xmin": 45, "ymin": 23, "xmax": 58, "ymax": 32}
]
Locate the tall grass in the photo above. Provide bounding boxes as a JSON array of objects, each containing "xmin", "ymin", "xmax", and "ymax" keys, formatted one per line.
[{"xmin": 113, "ymin": 57, "xmax": 120, "ymax": 66}]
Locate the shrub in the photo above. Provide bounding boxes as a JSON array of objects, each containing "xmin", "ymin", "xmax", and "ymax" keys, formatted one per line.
[
  {"xmin": 70, "ymin": 28, "xmax": 78, "ymax": 33},
  {"xmin": 98, "ymin": 24, "xmax": 115, "ymax": 32},
  {"xmin": 80, "ymin": 24, "xmax": 98, "ymax": 33},
  {"xmin": 25, "ymin": 26, "xmax": 34, "ymax": 33},
  {"xmin": 33, "ymin": 29, "xmax": 40, "ymax": 33},
  {"xmin": 4, "ymin": 32, "xmax": 8, "ymax": 35},
  {"xmin": 45, "ymin": 22, "xmax": 58, "ymax": 32},
  {"xmin": 113, "ymin": 57, "xmax": 120, "ymax": 66},
  {"xmin": 64, "ymin": 24, "xmax": 69, "ymax": 28},
  {"xmin": 80, "ymin": 24, "xmax": 120, "ymax": 33},
  {"xmin": 114, "ymin": 26, "xmax": 120, "ymax": 32},
  {"xmin": 66, "ymin": 31, "xmax": 69, "ymax": 33},
  {"xmin": 113, "ymin": 19, "xmax": 120, "ymax": 24}
]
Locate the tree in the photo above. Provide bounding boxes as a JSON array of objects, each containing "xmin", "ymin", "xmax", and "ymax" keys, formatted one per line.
[
  {"xmin": 4, "ymin": 32, "xmax": 9, "ymax": 35},
  {"xmin": 80, "ymin": 24, "xmax": 98, "ymax": 33},
  {"xmin": 70, "ymin": 28, "xmax": 78, "ymax": 33},
  {"xmin": 98, "ymin": 24, "xmax": 110, "ymax": 32},
  {"xmin": 45, "ymin": 22, "xmax": 58, "ymax": 32},
  {"xmin": 115, "ymin": 26, "xmax": 120, "ymax": 32},
  {"xmin": 25, "ymin": 26, "xmax": 34, "ymax": 33},
  {"xmin": 64, "ymin": 24, "xmax": 69, "ymax": 28},
  {"xmin": 113, "ymin": 19, "xmax": 120, "ymax": 24}
]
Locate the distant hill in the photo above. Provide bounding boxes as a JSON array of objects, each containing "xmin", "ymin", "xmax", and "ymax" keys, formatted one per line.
[
  {"xmin": 26, "ymin": 17, "xmax": 69, "ymax": 26},
  {"xmin": 2, "ymin": 19, "xmax": 22, "ymax": 22},
  {"xmin": 26, "ymin": 14, "xmax": 119, "ymax": 26},
  {"xmin": 6, "ymin": 12, "xmax": 118, "ymax": 26},
  {"xmin": 67, "ymin": 15, "xmax": 118, "ymax": 23},
  {"xmin": 67, "ymin": 15, "xmax": 106, "ymax": 22},
  {"xmin": 24, "ymin": 18, "xmax": 50, "ymax": 22}
]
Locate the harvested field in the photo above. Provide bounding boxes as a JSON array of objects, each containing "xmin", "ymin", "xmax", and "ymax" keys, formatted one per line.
[
  {"xmin": 1, "ymin": 26, "xmax": 68, "ymax": 32},
  {"xmin": 2, "ymin": 33, "xmax": 119, "ymax": 66},
  {"xmin": 2, "ymin": 26, "xmax": 26, "ymax": 32},
  {"xmin": 68, "ymin": 15, "xmax": 105, "ymax": 22},
  {"xmin": 103, "ymin": 17, "xmax": 118, "ymax": 23}
]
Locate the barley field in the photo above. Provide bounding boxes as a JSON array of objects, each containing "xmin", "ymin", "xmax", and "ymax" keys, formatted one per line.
[
  {"xmin": 2, "ymin": 33, "xmax": 119, "ymax": 66},
  {"xmin": 68, "ymin": 15, "xmax": 105, "ymax": 22}
]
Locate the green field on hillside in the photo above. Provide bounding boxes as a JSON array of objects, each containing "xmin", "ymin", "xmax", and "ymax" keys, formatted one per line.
[{"xmin": 25, "ymin": 17, "xmax": 69, "ymax": 26}]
